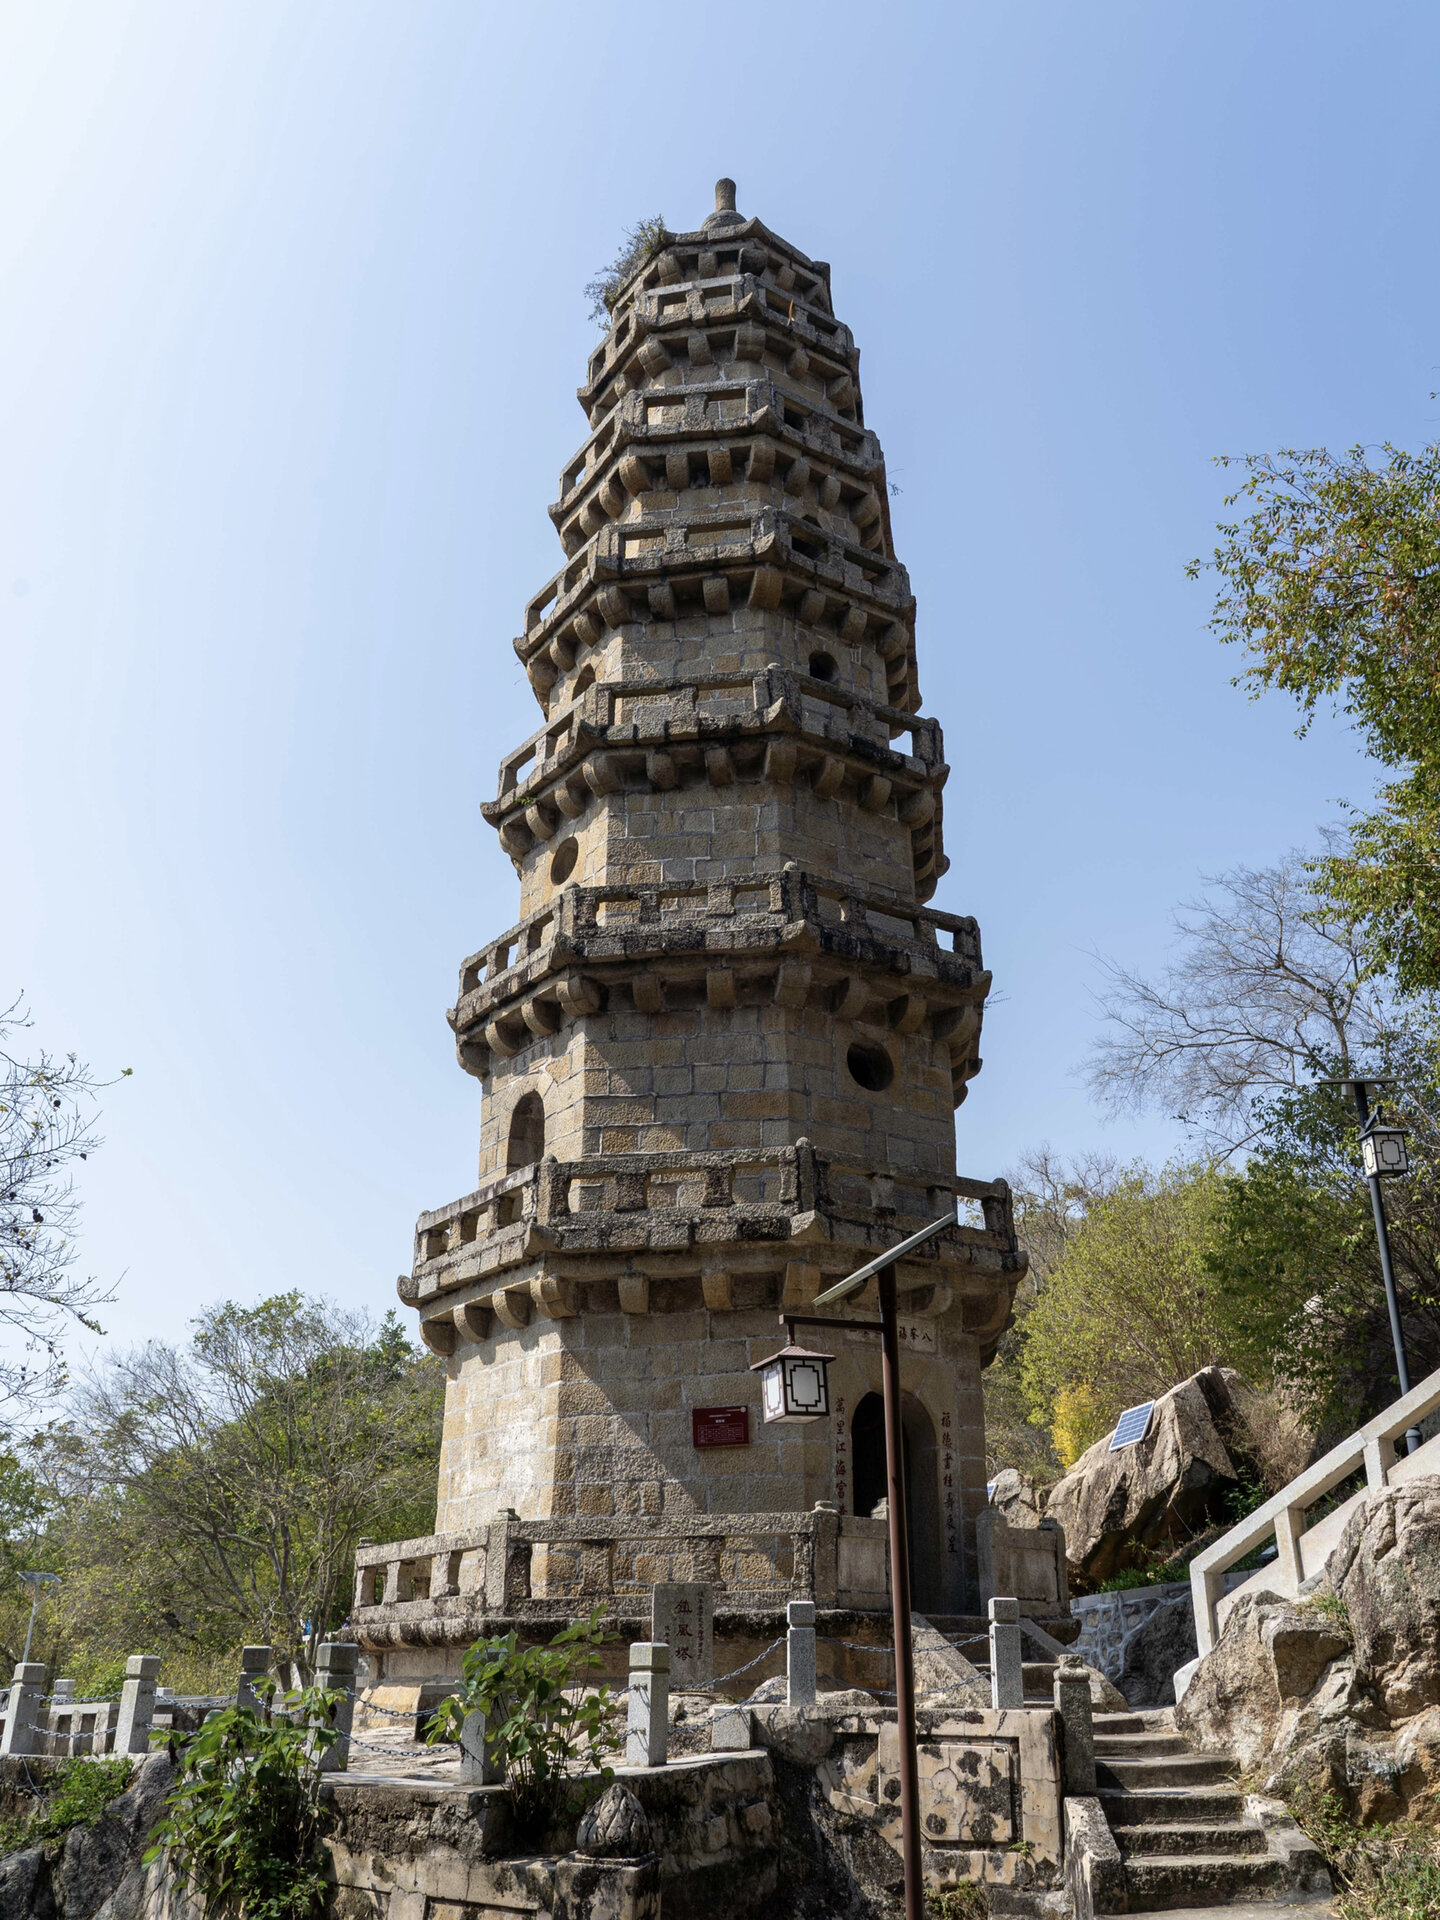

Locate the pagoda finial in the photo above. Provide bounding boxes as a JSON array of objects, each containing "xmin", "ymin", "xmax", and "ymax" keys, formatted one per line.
[{"xmin": 703, "ymin": 177, "xmax": 743, "ymax": 234}]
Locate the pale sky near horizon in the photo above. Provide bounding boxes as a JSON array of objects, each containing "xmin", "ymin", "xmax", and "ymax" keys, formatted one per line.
[{"xmin": 3, "ymin": 2, "xmax": 1435, "ymax": 1374}]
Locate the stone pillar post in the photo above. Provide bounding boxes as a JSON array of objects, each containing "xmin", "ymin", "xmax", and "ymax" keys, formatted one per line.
[
  {"xmin": 786, "ymin": 1599, "xmax": 817, "ymax": 1708},
  {"xmin": 625, "ymin": 1643, "xmax": 669, "ymax": 1768},
  {"xmin": 114, "ymin": 1655, "xmax": 161, "ymax": 1756},
  {"xmin": 315, "ymin": 1641, "xmax": 357, "ymax": 1772},
  {"xmin": 237, "ymin": 1645, "xmax": 272, "ymax": 1716},
  {"xmin": 0, "ymin": 1664, "xmax": 46, "ymax": 1756},
  {"xmin": 988, "ymin": 1596, "xmax": 1023, "ymax": 1709},
  {"xmin": 459, "ymin": 1709, "xmax": 504, "ymax": 1785},
  {"xmin": 1054, "ymin": 1656, "xmax": 1097, "ymax": 1794}
]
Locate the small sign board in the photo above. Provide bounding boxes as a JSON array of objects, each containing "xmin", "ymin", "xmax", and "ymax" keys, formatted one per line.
[
  {"xmin": 652, "ymin": 1581, "xmax": 714, "ymax": 1688},
  {"xmin": 692, "ymin": 1406, "xmax": 750, "ymax": 1448},
  {"xmin": 1109, "ymin": 1400, "xmax": 1155, "ymax": 1451},
  {"xmin": 846, "ymin": 1321, "xmax": 936, "ymax": 1353}
]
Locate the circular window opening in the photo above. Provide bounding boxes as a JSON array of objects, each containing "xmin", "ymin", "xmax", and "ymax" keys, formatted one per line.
[
  {"xmin": 846, "ymin": 1042, "xmax": 894, "ymax": 1092},
  {"xmin": 808, "ymin": 650, "xmax": 839, "ymax": 682},
  {"xmin": 550, "ymin": 839, "xmax": 579, "ymax": 885}
]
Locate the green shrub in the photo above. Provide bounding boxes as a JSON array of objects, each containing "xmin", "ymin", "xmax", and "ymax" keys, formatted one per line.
[
  {"xmin": 583, "ymin": 218, "xmax": 667, "ymax": 326},
  {"xmin": 427, "ymin": 1610, "xmax": 617, "ymax": 1843},
  {"xmin": 144, "ymin": 1681, "xmax": 343, "ymax": 1920},
  {"xmin": 1295, "ymin": 1795, "xmax": 1440, "ymax": 1920},
  {"xmin": 926, "ymin": 1885, "xmax": 987, "ymax": 1919},
  {"xmin": 0, "ymin": 1757, "xmax": 133, "ymax": 1858}
]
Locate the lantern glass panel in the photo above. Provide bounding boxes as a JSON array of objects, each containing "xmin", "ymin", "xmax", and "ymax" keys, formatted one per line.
[
  {"xmin": 1361, "ymin": 1127, "xmax": 1410, "ymax": 1179},
  {"xmin": 754, "ymin": 1345, "xmax": 833, "ymax": 1423}
]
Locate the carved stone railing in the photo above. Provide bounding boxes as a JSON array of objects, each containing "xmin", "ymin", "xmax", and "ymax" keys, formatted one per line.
[
  {"xmin": 1190, "ymin": 1362, "xmax": 1440, "ymax": 1657},
  {"xmin": 401, "ymin": 1146, "xmax": 1019, "ymax": 1330},
  {"xmin": 352, "ymin": 1506, "xmax": 891, "ymax": 1631},
  {"xmin": 448, "ymin": 867, "xmax": 985, "ymax": 1079}
]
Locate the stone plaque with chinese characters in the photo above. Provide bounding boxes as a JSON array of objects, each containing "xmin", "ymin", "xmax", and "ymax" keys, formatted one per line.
[
  {"xmin": 651, "ymin": 1581, "xmax": 714, "ymax": 1689},
  {"xmin": 845, "ymin": 1322, "xmax": 936, "ymax": 1353}
]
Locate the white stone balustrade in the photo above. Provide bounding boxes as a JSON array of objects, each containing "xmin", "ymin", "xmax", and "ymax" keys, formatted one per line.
[{"xmin": 1190, "ymin": 1361, "xmax": 1440, "ymax": 1659}]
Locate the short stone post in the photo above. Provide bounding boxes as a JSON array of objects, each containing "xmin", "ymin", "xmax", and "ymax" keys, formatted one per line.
[
  {"xmin": 314, "ymin": 1641, "xmax": 357, "ymax": 1772},
  {"xmin": 0, "ymin": 1664, "xmax": 46, "ymax": 1757},
  {"xmin": 625, "ymin": 1642, "xmax": 669, "ymax": 1768},
  {"xmin": 114, "ymin": 1656, "xmax": 161, "ymax": 1755},
  {"xmin": 237, "ymin": 1645, "xmax": 272, "ymax": 1716},
  {"xmin": 458, "ymin": 1709, "xmax": 504, "ymax": 1785},
  {"xmin": 1054, "ymin": 1655, "xmax": 1097, "ymax": 1795},
  {"xmin": 787, "ymin": 1599, "xmax": 817, "ymax": 1708},
  {"xmin": 989, "ymin": 1597, "xmax": 1024, "ymax": 1709}
]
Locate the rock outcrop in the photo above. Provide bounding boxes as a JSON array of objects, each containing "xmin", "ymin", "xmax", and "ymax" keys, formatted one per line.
[
  {"xmin": 988, "ymin": 1467, "xmax": 1043, "ymax": 1525},
  {"xmin": 0, "ymin": 1752, "xmax": 176, "ymax": 1920},
  {"xmin": 1045, "ymin": 1367, "xmax": 1249, "ymax": 1583},
  {"xmin": 1177, "ymin": 1477, "xmax": 1440, "ymax": 1822}
]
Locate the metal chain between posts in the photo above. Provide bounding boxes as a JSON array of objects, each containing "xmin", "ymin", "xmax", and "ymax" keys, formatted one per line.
[{"xmin": 682, "ymin": 1636, "xmax": 785, "ymax": 1695}]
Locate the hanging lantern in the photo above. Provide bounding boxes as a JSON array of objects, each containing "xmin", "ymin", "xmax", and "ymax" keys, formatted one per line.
[
  {"xmin": 1361, "ymin": 1124, "xmax": 1411, "ymax": 1179},
  {"xmin": 749, "ymin": 1342, "xmax": 834, "ymax": 1424}
]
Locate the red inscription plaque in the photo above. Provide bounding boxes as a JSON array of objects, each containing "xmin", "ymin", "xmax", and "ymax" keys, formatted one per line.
[{"xmin": 692, "ymin": 1406, "xmax": 751, "ymax": 1448}]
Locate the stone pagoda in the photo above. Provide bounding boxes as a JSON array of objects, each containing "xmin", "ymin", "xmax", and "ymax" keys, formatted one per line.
[{"xmin": 354, "ymin": 183, "xmax": 1026, "ymax": 1686}]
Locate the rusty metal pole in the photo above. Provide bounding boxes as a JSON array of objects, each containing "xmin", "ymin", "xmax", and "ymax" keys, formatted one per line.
[{"xmin": 878, "ymin": 1260, "xmax": 922, "ymax": 1920}]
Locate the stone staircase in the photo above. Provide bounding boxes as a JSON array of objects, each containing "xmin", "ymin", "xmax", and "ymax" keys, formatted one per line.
[{"xmin": 1094, "ymin": 1709, "xmax": 1330, "ymax": 1912}]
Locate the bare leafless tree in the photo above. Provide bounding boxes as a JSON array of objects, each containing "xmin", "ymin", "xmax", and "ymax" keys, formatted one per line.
[
  {"xmin": 0, "ymin": 997, "xmax": 127, "ymax": 1414},
  {"xmin": 1084, "ymin": 841, "xmax": 1417, "ymax": 1151}
]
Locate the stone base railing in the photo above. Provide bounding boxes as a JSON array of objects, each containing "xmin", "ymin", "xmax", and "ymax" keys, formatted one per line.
[{"xmin": 353, "ymin": 1506, "xmax": 892, "ymax": 1633}]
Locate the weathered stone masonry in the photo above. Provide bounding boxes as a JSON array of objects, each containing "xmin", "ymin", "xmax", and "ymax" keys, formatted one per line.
[{"xmin": 376, "ymin": 181, "xmax": 1025, "ymax": 1650}]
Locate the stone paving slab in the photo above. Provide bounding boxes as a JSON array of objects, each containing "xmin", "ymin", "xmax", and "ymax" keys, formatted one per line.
[{"xmin": 1129, "ymin": 1900, "xmax": 1333, "ymax": 1919}]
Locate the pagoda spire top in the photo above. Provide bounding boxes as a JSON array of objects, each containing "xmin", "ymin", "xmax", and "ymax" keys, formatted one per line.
[{"xmin": 702, "ymin": 176, "xmax": 743, "ymax": 234}]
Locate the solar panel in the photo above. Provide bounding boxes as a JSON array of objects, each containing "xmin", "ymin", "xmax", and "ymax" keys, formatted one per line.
[{"xmin": 1109, "ymin": 1400, "xmax": 1155, "ymax": 1451}]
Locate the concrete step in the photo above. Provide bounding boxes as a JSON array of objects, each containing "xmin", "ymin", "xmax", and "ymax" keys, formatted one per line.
[
  {"xmin": 1100, "ymin": 1788, "xmax": 1248, "ymax": 1826},
  {"xmin": 1094, "ymin": 1731, "xmax": 1194, "ymax": 1759},
  {"xmin": 1112, "ymin": 1821, "xmax": 1269, "ymax": 1859},
  {"xmin": 1123, "ymin": 1854, "xmax": 1315, "ymax": 1910},
  {"xmin": 1099, "ymin": 1753, "xmax": 1236, "ymax": 1791}
]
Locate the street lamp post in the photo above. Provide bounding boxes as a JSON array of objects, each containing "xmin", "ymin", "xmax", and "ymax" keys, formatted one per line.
[
  {"xmin": 1341, "ymin": 1079, "xmax": 1419, "ymax": 1455},
  {"xmin": 752, "ymin": 1212, "xmax": 956, "ymax": 1920}
]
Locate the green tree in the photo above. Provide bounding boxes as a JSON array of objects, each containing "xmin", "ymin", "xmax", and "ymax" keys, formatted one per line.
[
  {"xmin": 1019, "ymin": 1163, "xmax": 1230, "ymax": 1463},
  {"xmin": 1192, "ymin": 441, "xmax": 1440, "ymax": 994},
  {"xmin": 44, "ymin": 1296, "xmax": 443, "ymax": 1679},
  {"xmin": 1206, "ymin": 1045, "xmax": 1440, "ymax": 1434},
  {"xmin": 982, "ymin": 1150, "xmax": 1120, "ymax": 1481}
]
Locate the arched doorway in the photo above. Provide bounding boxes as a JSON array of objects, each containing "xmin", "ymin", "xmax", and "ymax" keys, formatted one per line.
[
  {"xmin": 507, "ymin": 1092, "xmax": 545, "ymax": 1168},
  {"xmin": 848, "ymin": 1391, "xmax": 943, "ymax": 1612}
]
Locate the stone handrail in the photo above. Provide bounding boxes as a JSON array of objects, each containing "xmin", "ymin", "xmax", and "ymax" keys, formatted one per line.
[
  {"xmin": 1190, "ymin": 1361, "xmax": 1440, "ymax": 1656},
  {"xmin": 453, "ymin": 866, "xmax": 983, "ymax": 1014},
  {"xmin": 405, "ymin": 1146, "xmax": 1016, "ymax": 1301},
  {"xmin": 353, "ymin": 1507, "xmax": 892, "ymax": 1618}
]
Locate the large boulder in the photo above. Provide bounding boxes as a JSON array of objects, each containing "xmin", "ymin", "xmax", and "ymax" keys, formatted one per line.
[
  {"xmin": 54, "ymin": 1751, "xmax": 176, "ymax": 1920},
  {"xmin": 988, "ymin": 1468, "xmax": 1043, "ymax": 1526},
  {"xmin": 0, "ymin": 1848, "xmax": 54, "ymax": 1920},
  {"xmin": 1177, "ymin": 1477, "xmax": 1440, "ymax": 1823},
  {"xmin": 1045, "ymin": 1367, "xmax": 1248, "ymax": 1583},
  {"xmin": 1327, "ymin": 1479, "xmax": 1440, "ymax": 1718},
  {"xmin": 1176, "ymin": 1593, "xmax": 1356, "ymax": 1773},
  {"xmin": 1116, "ymin": 1591, "xmax": 1198, "ymax": 1710}
]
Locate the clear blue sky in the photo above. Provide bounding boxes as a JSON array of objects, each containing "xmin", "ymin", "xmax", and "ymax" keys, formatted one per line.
[{"xmin": 2, "ymin": 2, "xmax": 1432, "ymax": 1359}]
